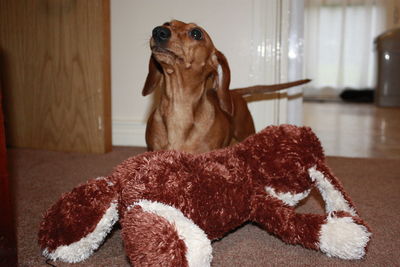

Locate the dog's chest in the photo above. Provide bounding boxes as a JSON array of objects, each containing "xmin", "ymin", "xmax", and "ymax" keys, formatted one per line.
[{"xmin": 158, "ymin": 99, "xmax": 229, "ymax": 151}]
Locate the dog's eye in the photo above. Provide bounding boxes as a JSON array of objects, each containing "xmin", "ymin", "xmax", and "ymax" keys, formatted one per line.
[{"xmin": 189, "ymin": 28, "xmax": 203, "ymax": 40}]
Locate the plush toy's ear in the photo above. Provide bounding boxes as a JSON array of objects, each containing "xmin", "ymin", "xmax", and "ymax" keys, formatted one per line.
[
  {"xmin": 142, "ymin": 55, "xmax": 164, "ymax": 96},
  {"xmin": 211, "ymin": 50, "xmax": 233, "ymax": 116},
  {"xmin": 38, "ymin": 176, "xmax": 119, "ymax": 263}
]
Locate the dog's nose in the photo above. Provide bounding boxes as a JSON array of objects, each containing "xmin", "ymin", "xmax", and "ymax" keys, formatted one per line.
[{"xmin": 152, "ymin": 26, "xmax": 171, "ymax": 44}]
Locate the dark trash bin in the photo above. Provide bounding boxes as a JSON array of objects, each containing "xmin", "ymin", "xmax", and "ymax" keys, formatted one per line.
[{"xmin": 375, "ymin": 28, "xmax": 400, "ymax": 107}]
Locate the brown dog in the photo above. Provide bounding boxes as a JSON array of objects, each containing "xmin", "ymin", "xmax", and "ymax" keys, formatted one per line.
[{"xmin": 143, "ymin": 20, "xmax": 309, "ymax": 153}]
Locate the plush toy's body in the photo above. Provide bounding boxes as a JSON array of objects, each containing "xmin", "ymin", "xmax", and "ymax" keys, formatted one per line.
[{"xmin": 38, "ymin": 125, "xmax": 371, "ymax": 266}]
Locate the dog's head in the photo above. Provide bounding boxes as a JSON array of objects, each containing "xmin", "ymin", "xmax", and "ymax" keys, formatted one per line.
[{"xmin": 142, "ymin": 20, "xmax": 233, "ymax": 115}]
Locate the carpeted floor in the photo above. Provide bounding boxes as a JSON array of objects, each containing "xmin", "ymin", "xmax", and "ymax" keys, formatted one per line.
[{"xmin": 9, "ymin": 146, "xmax": 400, "ymax": 266}]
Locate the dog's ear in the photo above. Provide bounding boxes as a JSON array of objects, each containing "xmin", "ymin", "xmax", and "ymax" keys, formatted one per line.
[
  {"xmin": 211, "ymin": 50, "xmax": 233, "ymax": 116},
  {"xmin": 142, "ymin": 55, "xmax": 164, "ymax": 96}
]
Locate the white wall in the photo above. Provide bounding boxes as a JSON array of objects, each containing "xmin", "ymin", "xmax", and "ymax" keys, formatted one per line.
[{"xmin": 111, "ymin": 0, "xmax": 304, "ymax": 146}]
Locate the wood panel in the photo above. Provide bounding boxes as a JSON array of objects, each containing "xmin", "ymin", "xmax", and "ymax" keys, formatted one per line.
[{"xmin": 0, "ymin": 0, "xmax": 111, "ymax": 153}]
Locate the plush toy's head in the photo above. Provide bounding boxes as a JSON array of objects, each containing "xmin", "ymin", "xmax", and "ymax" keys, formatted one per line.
[{"xmin": 38, "ymin": 125, "xmax": 371, "ymax": 266}]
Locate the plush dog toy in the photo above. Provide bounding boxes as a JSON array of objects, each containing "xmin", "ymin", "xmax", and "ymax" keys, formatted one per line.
[{"xmin": 38, "ymin": 125, "xmax": 371, "ymax": 266}]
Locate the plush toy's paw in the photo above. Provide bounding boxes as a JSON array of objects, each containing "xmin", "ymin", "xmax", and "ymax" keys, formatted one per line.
[
  {"xmin": 318, "ymin": 212, "xmax": 371, "ymax": 260},
  {"xmin": 38, "ymin": 176, "xmax": 118, "ymax": 263}
]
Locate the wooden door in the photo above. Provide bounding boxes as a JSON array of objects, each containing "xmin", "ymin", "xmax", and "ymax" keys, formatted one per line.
[{"xmin": 0, "ymin": 0, "xmax": 111, "ymax": 153}]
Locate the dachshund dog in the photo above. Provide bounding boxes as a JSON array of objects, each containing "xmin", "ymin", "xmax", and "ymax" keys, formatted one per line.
[{"xmin": 143, "ymin": 20, "xmax": 310, "ymax": 153}]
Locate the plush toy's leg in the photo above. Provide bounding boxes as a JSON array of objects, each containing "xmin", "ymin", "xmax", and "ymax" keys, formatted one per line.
[
  {"xmin": 308, "ymin": 163, "xmax": 357, "ymax": 216},
  {"xmin": 252, "ymin": 192, "xmax": 371, "ymax": 259},
  {"xmin": 121, "ymin": 200, "xmax": 212, "ymax": 267},
  {"xmin": 307, "ymin": 162, "xmax": 371, "ymax": 259},
  {"xmin": 38, "ymin": 176, "xmax": 118, "ymax": 263}
]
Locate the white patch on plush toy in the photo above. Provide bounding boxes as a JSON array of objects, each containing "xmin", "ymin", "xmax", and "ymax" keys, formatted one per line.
[
  {"xmin": 132, "ymin": 200, "xmax": 213, "ymax": 267},
  {"xmin": 43, "ymin": 200, "xmax": 119, "ymax": 263},
  {"xmin": 308, "ymin": 166, "xmax": 357, "ymax": 216},
  {"xmin": 265, "ymin": 186, "xmax": 311, "ymax": 206},
  {"xmin": 319, "ymin": 213, "xmax": 371, "ymax": 259}
]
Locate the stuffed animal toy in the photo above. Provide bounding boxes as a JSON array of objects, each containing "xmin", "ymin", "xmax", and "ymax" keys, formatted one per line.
[{"xmin": 38, "ymin": 125, "xmax": 371, "ymax": 266}]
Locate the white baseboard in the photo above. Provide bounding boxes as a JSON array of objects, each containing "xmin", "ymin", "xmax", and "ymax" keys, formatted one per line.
[{"xmin": 112, "ymin": 119, "xmax": 147, "ymax": 147}]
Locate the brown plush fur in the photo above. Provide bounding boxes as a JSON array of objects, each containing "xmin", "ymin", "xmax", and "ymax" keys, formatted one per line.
[
  {"xmin": 38, "ymin": 177, "xmax": 117, "ymax": 251},
  {"xmin": 38, "ymin": 125, "xmax": 371, "ymax": 265},
  {"xmin": 121, "ymin": 206, "xmax": 188, "ymax": 267}
]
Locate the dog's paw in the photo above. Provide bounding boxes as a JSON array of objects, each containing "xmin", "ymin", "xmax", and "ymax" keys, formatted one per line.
[{"xmin": 318, "ymin": 213, "xmax": 371, "ymax": 260}]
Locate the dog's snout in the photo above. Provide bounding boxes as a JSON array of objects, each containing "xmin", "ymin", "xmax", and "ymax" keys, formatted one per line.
[{"xmin": 152, "ymin": 26, "xmax": 171, "ymax": 44}]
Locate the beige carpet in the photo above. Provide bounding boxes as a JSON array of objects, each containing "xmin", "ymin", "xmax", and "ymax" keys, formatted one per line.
[{"xmin": 9, "ymin": 147, "xmax": 400, "ymax": 266}]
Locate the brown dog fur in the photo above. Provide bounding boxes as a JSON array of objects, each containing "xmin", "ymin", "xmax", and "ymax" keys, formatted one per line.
[{"xmin": 143, "ymin": 20, "xmax": 310, "ymax": 153}]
